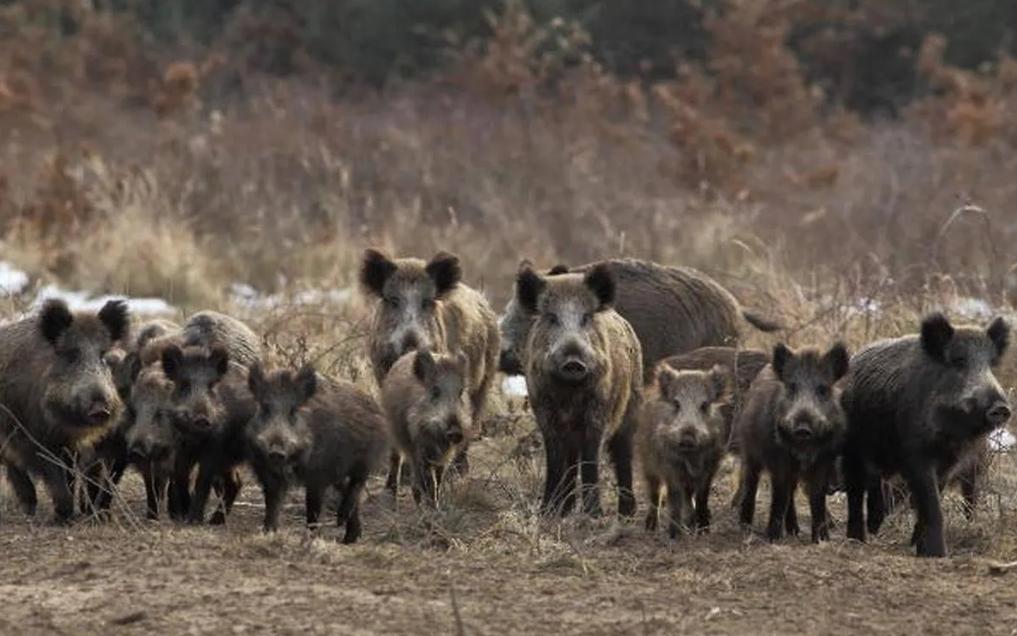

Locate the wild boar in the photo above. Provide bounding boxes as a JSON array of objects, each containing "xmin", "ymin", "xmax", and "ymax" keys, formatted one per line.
[
  {"xmin": 517, "ymin": 264, "xmax": 643, "ymax": 516},
  {"xmin": 381, "ymin": 350, "xmax": 472, "ymax": 505},
  {"xmin": 736, "ymin": 342, "xmax": 849, "ymax": 543},
  {"xmin": 247, "ymin": 364, "xmax": 387, "ymax": 542},
  {"xmin": 638, "ymin": 365, "xmax": 730, "ymax": 537},
  {"xmin": 160, "ymin": 343, "xmax": 256, "ymax": 524},
  {"xmin": 0, "ymin": 299, "xmax": 129, "ymax": 522},
  {"xmin": 360, "ymin": 248, "xmax": 498, "ymax": 486},
  {"xmin": 498, "ymin": 259, "xmax": 779, "ymax": 381},
  {"xmin": 841, "ymin": 313, "xmax": 1011, "ymax": 557}
]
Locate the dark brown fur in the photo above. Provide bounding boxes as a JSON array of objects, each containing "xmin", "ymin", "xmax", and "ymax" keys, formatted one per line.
[
  {"xmin": 247, "ymin": 364, "xmax": 387, "ymax": 542},
  {"xmin": 0, "ymin": 299, "xmax": 129, "ymax": 522},
  {"xmin": 518, "ymin": 264, "xmax": 643, "ymax": 517},
  {"xmin": 736, "ymin": 342, "xmax": 849, "ymax": 543},
  {"xmin": 841, "ymin": 313, "xmax": 1011, "ymax": 557}
]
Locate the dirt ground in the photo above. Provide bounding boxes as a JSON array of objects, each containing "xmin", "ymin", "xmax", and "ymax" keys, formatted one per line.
[{"xmin": 2, "ymin": 424, "xmax": 1017, "ymax": 636}]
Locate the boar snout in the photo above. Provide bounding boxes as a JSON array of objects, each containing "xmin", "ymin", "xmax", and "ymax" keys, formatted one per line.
[
  {"xmin": 401, "ymin": 332, "xmax": 421, "ymax": 353},
  {"xmin": 987, "ymin": 401, "xmax": 1012, "ymax": 428},
  {"xmin": 445, "ymin": 416, "xmax": 465, "ymax": 445}
]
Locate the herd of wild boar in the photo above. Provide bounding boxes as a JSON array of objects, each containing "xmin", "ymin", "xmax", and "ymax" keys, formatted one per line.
[{"xmin": 0, "ymin": 250, "xmax": 1010, "ymax": 558}]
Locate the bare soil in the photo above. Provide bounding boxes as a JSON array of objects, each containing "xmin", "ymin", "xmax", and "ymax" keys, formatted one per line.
[{"xmin": 2, "ymin": 426, "xmax": 1016, "ymax": 636}]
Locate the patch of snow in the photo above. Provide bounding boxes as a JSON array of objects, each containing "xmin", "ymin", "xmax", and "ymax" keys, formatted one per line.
[
  {"xmin": 950, "ymin": 297, "xmax": 995, "ymax": 321},
  {"xmin": 32, "ymin": 285, "xmax": 175, "ymax": 316},
  {"xmin": 0, "ymin": 262, "xmax": 29, "ymax": 295},
  {"xmin": 502, "ymin": 375, "xmax": 528, "ymax": 397},
  {"xmin": 989, "ymin": 428, "xmax": 1015, "ymax": 453},
  {"xmin": 230, "ymin": 283, "xmax": 351, "ymax": 310}
]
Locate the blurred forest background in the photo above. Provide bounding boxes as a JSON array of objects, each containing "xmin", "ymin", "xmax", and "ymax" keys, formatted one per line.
[{"xmin": 1, "ymin": 0, "xmax": 1016, "ymax": 317}]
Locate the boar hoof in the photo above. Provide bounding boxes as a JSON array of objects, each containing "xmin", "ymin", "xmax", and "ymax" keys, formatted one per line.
[
  {"xmin": 644, "ymin": 510, "xmax": 658, "ymax": 532},
  {"xmin": 209, "ymin": 511, "xmax": 227, "ymax": 525}
]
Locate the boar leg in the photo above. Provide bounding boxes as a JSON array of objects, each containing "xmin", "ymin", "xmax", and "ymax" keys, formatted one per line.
[
  {"xmin": 644, "ymin": 474, "xmax": 662, "ymax": 532},
  {"xmin": 540, "ymin": 431, "xmax": 571, "ymax": 516},
  {"xmin": 667, "ymin": 485, "xmax": 692, "ymax": 539},
  {"xmin": 694, "ymin": 477, "xmax": 713, "ymax": 532},
  {"xmin": 784, "ymin": 479, "xmax": 800, "ymax": 537},
  {"xmin": 7, "ymin": 465, "xmax": 38, "ymax": 516},
  {"xmin": 385, "ymin": 451, "xmax": 402, "ymax": 499},
  {"xmin": 865, "ymin": 476, "xmax": 886, "ymax": 535},
  {"xmin": 187, "ymin": 463, "xmax": 216, "ymax": 524},
  {"xmin": 606, "ymin": 429, "xmax": 636, "ymax": 518},
  {"xmin": 904, "ymin": 463, "xmax": 946, "ymax": 557},
  {"xmin": 579, "ymin": 426, "xmax": 603, "ymax": 517},
  {"xmin": 305, "ymin": 483, "xmax": 323, "ymax": 528},
  {"xmin": 738, "ymin": 460, "xmax": 761, "ymax": 527},
  {"xmin": 337, "ymin": 467, "xmax": 369, "ymax": 544},
  {"xmin": 842, "ymin": 448, "xmax": 867, "ymax": 542},
  {"xmin": 807, "ymin": 464, "xmax": 832, "ymax": 542},
  {"xmin": 41, "ymin": 463, "xmax": 75, "ymax": 524},
  {"xmin": 141, "ymin": 464, "xmax": 160, "ymax": 520},
  {"xmin": 766, "ymin": 467, "xmax": 795, "ymax": 542}
]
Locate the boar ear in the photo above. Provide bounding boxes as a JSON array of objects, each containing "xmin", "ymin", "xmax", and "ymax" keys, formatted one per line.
[
  {"xmin": 656, "ymin": 365, "xmax": 679, "ymax": 395},
  {"xmin": 413, "ymin": 350, "xmax": 436, "ymax": 383},
  {"xmin": 517, "ymin": 259, "xmax": 534, "ymax": 275},
  {"xmin": 208, "ymin": 345, "xmax": 230, "ymax": 380},
  {"xmin": 360, "ymin": 248, "xmax": 397, "ymax": 297},
  {"xmin": 247, "ymin": 362, "xmax": 265, "ymax": 397},
  {"xmin": 772, "ymin": 343, "xmax": 792, "ymax": 381},
  {"xmin": 987, "ymin": 316, "xmax": 1010, "ymax": 358},
  {"xmin": 39, "ymin": 299, "xmax": 74, "ymax": 346},
  {"xmin": 920, "ymin": 312, "xmax": 954, "ymax": 362},
  {"xmin": 455, "ymin": 351, "xmax": 469, "ymax": 374},
  {"xmin": 584, "ymin": 264, "xmax": 615, "ymax": 310},
  {"xmin": 98, "ymin": 299, "xmax": 130, "ymax": 343},
  {"xmin": 708, "ymin": 365, "xmax": 731, "ymax": 400},
  {"xmin": 161, "ymin": 344, "xmax": 184, "ymax": 383},
  {"xmin": 426, "ymin": 251, "xmax": 462, "ymax": 298},
  {"xmin": 295, "ymin": 365, "xmax": 318, "ymax": 403},
  {"xmin": 516, "ymin": 267, "xmax": 546, "ymax": 315},
  {"xmin": 824, "ymin": 342, "xmax": 850, "ymax": 382},
  {"xmin": 547, "ymin": 264, "xmax": 570, "ymax": 276}
]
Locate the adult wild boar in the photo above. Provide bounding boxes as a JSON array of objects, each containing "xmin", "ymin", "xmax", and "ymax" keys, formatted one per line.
[
  {"xmin": 499, "ymin": 259, "xmax": 779, "ymax": 381},
  {"xmin": 360, "ymin": 249, "xmax": 498, "ymax": 486},
  {"xmin": 360, "ymin": 249, "xmax": 499, "ymax": 420},
  {"xmin": 517, "ymin": 264, "xmax": 643, "ymax": 516},
  {"xmin": 247, "ymin": 364, "xmax": 387, "ymax": 542},
  {"xmin": 841, "ymin": 313, "xmax": 1011, "ymax": 557},
  {"xmin": 737, "ymin": 342, "xmax": 849, "ymax": 543},
  {"xmin": 0, "ymin": 299, "xmax": 129, "ymax": 522},
  {"xmin": 638, "ymin": 365, "xmax": 730, "ymax": 537},
  {"xmin": 381, "ymin": 349, "xmax": 472, "ymax": 505}
]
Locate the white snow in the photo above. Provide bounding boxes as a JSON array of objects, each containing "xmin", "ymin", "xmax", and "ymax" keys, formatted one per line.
[
  {"xmin": 31, "ymin": 285, "xmax": 175, "ymax": 316},
  {"xmin": 502, "ymin": 375, "xmax": 528, "ymax": 397},
  {"xmin": 989, "ymin": 428, "xmax": 1016, "ymax": 453},
  {"xmin": 0, "ymin": 261, "xmax": 29, "ymax": 295},
  {"xmin": 230, "ymin": 282, "xmax": 351, "ymax": 310}
]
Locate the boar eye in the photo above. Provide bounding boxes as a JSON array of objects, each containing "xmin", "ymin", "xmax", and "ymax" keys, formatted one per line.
[
  {"xmin": 430, "ymin": 386, "xmax": 441, "ymax": 400},
  {"xmin": 581, "ymin": 313, "xmax": 593, "ymax": 327},
  {"xmin": 951, "ymin": 356, "xmax": 967, "ymax": 369},
  {"xmin": 672, "ymin": 400, "xmax": 682, "ymax": 412},
  {"xmin": 787, "ymin": 382, "xmax": 798, "ymax": 395},
  {"xmin": 421, "ymin": 298, "xmax": 435, "ymax": 310},
  {"xmin": 178, "ymin": 380, "xmax": 191, "ymax": 393},
  {"xmin": 815, "ymin": 384, "xmax": 831, "ymax": 399},
  {"xmin": 543, "ymin": 313, "xmax": 559, "ymax": 326},
  {"xmin": 383, "ymin": 296, "xmax": 400, "ymax": 308},
  {"xmin": 700, "ymin": 401, "xmax": 710, "ymax": 414}
]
